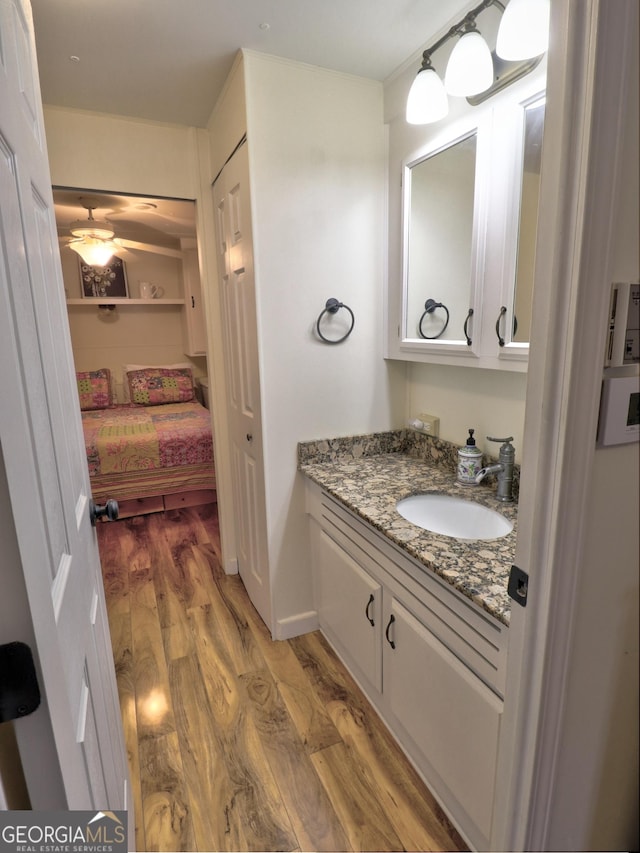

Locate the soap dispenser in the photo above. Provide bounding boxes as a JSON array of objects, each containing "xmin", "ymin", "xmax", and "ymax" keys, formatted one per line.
[{"xmin": 457, "ymin": 429, "xmax": 483, "ymax": 485}]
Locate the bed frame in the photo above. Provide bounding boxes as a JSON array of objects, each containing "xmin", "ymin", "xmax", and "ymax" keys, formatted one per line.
[{"xmin": 115, "ymin": 488, "xmax": 216, "ymax": 519}]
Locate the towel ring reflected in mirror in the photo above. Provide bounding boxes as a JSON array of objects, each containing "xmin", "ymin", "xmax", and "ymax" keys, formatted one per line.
[{"xmin": 418, "ymin": 299, "xmax": 450, "ymax": 339}]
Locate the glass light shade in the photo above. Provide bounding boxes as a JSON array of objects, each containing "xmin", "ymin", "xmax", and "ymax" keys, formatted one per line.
[
  {"xmin": 445, "ymin": 31, "xmax": 494, "ymax": 96},
  {"xmin": 69, "ymin": 219, "xmax": 114, "ymax": 241},
  {"xmin": 496, "ymin": 0, "xmax": 550, "ymax": 59},
  {"xmin": 69, "ymin": 238, "xmax": 118, "ymax": 267},
  {"xmin": 406, "ymin": 68, "xmax": 449, "ymax": 125}
]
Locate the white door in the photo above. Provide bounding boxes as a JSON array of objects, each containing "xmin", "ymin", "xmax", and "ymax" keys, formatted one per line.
[
  {"xmin": 0, "ymin": 0, "xmax": 129, "ymax": 814},
  {"xmin": 213, "ymin": 139, "xmax": 272, "ymax": 630}
]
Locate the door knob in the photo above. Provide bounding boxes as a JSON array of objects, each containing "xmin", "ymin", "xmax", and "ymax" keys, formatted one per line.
[
  {"xmin": 0, "ymin": 642, "xmax": 41, "ymax": 722},
  {"xmin": 246, "ymin": 433, "xmax": 253, "ymax": 443},
  {"xmin": 90, "ymin": 499, "xmax": 119, "ymax": 525}
]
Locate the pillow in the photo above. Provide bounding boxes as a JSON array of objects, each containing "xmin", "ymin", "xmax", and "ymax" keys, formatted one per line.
[
  {"xmin": 127, "ymin": 367, "xmax": 195, "ymax": 406},
  {"xmin": 76, "ymin": 368, "xmax": 112, "ymax": 410},
  {"xmin": 122, "ymin": 362, "xmax": 193, "ymax": 401}
]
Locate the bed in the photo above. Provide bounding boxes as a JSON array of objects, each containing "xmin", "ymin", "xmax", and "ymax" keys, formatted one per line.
[{"xmin": 77, "ymin": 366, "xmax": 216, "ymax": 518}]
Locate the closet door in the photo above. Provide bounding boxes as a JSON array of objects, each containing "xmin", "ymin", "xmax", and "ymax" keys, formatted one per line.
[{"xmin": 213, "ymin": 140, "xmax": 272, "ymax": 630}]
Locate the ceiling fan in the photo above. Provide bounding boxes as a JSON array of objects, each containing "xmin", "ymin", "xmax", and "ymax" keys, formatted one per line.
[
  {"xmin": 66, "ymin": 199, "xmax": 120, "ymax": 266},
  {"xmin": 103, "ymin": 196, "xmax": 196, "ymax": 233},
  {"xmin": 61, "ymin": 196, "xmax": 187, "ymax": 266}
]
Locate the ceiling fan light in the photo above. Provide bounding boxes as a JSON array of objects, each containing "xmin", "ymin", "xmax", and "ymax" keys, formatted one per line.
[
  {"xmin": 406, "ymin": 67, "xmax": 449, "ymax": 125},
  {"xmin": 69, "ymin": 219, "xmax": 115, "ymax": 241},
  {"xmin": 69, "ymin": 238, "xmax": 118, "ymax": 267},
  {"xmin": 496, "ymin": 0, "xmax": 550, "ymax": 60},
  {"xmin": 445, "ymin": 30, "xmax": 494, "ymax": 97}
]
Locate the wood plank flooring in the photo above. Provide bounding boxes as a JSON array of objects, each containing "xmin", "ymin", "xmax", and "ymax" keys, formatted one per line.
[{"xmin": 97, "ymin": 504, "xmax": 467, "ymax": 853}]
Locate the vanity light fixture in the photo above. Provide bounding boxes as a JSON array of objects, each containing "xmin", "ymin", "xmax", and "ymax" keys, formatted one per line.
[
  {"xmin": 406, "ymin": 0, "xmax": 549, "ymax": 125},
  {"xmin": 444, "ymin": 22, "xmax": 494, "ymax": 96},
  {"xmin": 496, "ymin": 0, "xmax": 550, "ymax": 60},
  {"xmin": 406, "ymin": 57, "xmax": 449, "ymax": 124}
]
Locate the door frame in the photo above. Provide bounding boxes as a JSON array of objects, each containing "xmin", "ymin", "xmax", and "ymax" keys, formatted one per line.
[{"xmin": 493, "ymin": 1, "xmax": 635, "ymax": 849}]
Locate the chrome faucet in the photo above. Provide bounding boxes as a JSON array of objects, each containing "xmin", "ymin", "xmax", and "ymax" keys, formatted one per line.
[{"xmin": 475, "ymin": 436, "xmax": 515, "ymax": 502}]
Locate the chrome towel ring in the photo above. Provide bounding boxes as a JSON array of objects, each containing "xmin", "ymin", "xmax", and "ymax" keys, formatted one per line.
[
  {"xmin": 316, "ymin": 298, "xmax": 355, "ymax": 344},
  {"xmin": 418, "ymin": 298, "xmax": 450, "ymax": 339}
]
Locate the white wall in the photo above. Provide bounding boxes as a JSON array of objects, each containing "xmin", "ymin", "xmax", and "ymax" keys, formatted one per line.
[
  {"xmin": 43, "ymin": 108, "xmax": 208, "ymax": 393},
  {"xmin": 207, "ymin": 52, "xmax": 246, "ymax": 181},
  {"xmin": 65, "ymin": 306, "xmax": 201, "ymax": 401},
  {"xmin": 242, "ymin": 51, "xmax": 405, "ymax": 633},
  {"xmin": 61, "ymin": 244, "xmax": 184, "ymax": 301},
  {"xmin": 406, "ymin": 363, "xmax": 527, "ymax": 459},
  {"xmin": 43, "ymin": 107, "xmax": 199, "ymax": 198}
]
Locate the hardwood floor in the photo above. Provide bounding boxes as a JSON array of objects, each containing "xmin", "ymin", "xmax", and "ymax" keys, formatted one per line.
[{"xmin": 97, "ymin": 504, "xmax": 467, "ymax": 853}]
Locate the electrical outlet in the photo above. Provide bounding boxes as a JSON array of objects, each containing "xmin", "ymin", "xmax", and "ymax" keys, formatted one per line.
[{"xmin": 418, "ymin": 413, "xmax": 440, "ymax": 437}]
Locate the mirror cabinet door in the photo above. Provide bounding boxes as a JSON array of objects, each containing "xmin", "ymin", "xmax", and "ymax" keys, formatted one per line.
[
  {"xmin": 494, "ymin": 93, "xmax": 546, "ymax": 367},
  {"xmin": 511, "ymin": 97, "xmax": 545, "ymax": 345},
  {"xmin": 402, "ymin": 125, "xmax": 485, "ymax": 354},
  {"xmin": 393, "ymin": 83, "xmax": 545, "ymax": 372}
]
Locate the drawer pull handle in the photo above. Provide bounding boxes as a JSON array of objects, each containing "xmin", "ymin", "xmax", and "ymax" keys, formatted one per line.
[
  {"xmin": 385, "ymin": 614, "xmax": 396, "ymax": 649},
  {"xmin": 365, "ymin": 593, "xmax": 375, "ymax": 626}
]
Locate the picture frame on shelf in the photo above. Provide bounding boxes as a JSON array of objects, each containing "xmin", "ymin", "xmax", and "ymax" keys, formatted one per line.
[{"xmin": 79, "ymin": 256, "xmax": 129, "ymax": 299}]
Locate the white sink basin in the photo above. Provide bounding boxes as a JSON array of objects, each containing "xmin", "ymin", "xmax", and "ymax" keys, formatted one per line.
[{"xmin": 396, "ymin": 493, "xmax": 513, "ymax": 541}]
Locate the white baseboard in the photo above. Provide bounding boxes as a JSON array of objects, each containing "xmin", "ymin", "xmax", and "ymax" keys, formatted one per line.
[
  {"xmin": 275, "ymin": 610, "xmax": 318, "ymax": 640},
  {"xmin": 223, "ymin": 557, "xmax": 238, "ymax": 575}
]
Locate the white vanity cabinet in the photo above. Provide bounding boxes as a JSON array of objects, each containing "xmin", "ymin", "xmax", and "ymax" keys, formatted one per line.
[{"xmin": 307, "ymin": 481, "xmax": 508, "ymax": 851}]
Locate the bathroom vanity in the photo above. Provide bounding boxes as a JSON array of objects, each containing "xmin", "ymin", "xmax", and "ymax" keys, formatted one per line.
[{"xmin": 300, "ymin": 432, "xmax": 517, "ymax": 851}]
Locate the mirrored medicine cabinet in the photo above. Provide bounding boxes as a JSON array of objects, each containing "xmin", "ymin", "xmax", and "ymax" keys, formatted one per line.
[{"xmin": 392, "ymin": 85, "xmax": 546, "ymax": 372}]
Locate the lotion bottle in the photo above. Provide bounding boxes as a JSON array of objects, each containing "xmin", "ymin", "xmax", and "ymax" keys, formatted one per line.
[{"xmin": 457, "ymin": 429, "xmax": 483, "ymax": 485}]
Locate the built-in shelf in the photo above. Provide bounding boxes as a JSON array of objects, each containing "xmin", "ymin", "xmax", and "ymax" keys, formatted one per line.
[{"xmin": 66, "ymin": 298, "xmax": 185, "ymax": 306}]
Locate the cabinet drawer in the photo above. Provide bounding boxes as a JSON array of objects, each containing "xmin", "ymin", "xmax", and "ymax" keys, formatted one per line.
[
  {"xmin": 116, "ymin": 495, "xmax": 164, "ymax": 518},
  {"xmin": 164, "ymin": 488, "xmax": 216, "ymax": 510}
]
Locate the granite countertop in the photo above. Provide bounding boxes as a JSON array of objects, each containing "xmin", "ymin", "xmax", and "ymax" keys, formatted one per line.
[{"xmin": 299, "ymin": 432, "xmax": 518, "ymax": 626}]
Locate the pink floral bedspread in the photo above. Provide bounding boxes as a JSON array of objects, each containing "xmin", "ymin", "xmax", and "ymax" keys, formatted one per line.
[{"xmin": 82, "ymin": 402, "xmax": 213, "ymax": 476}]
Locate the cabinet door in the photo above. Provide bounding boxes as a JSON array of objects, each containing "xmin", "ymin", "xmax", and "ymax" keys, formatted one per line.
[
  {"xmin": 384, "ymin": 597, "xmax": 502, "ymax": 843},
  {"xmin": 316, "ymin": 528, "xmax": 382, "ymax": 692},
  {"xmin": 182, "ymin": 246, "xmax": 207, "ymax": 356}
]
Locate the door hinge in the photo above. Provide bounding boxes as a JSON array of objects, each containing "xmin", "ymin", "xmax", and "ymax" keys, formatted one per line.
[
  {"xmin": 0, "ymin": 642, "xmax": 41, "ymax": 722},
  {"xmin": 508, "ymin": 564, "xmax": 528, "ymax": 607}
]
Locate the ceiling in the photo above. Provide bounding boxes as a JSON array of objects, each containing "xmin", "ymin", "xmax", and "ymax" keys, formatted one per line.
[
  {"xmin": 31, "ymin": 0, "xmax": 462, "ymax": 128},
  {"xmin": 54, "ymin": 189, "xmax": 197, "ymax": 254}
]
